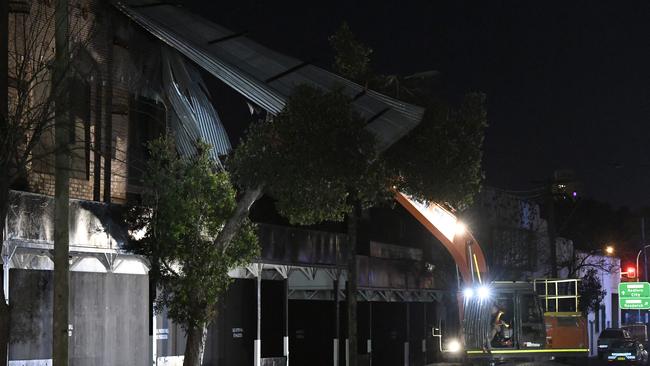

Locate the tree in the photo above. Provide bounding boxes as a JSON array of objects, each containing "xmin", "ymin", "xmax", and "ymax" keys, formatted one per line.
[
  {"xmin": 231, "ymin": 83, "xmax": 486, "ymax": 365},
  {"xmin": 127, "ymin": 137, "xmax": 259, "ymax": 366},
  {"xmin": 231, "ymin": 86, "xmax": 388, "ymax": 364},
  {"xmin": 578, "ymin": 268, "xmax": 606, "ymax": 315},
  {"xmin": 329, "ymin": 22, "xmax": 373, "ymax": 87},
  {"xmin": 228, "ymin": 21, "xmax": 487, "ymax": 365}
]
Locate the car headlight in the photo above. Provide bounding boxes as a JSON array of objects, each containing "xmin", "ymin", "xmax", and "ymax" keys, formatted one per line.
[{"xmin": 598, "ymin": 344, "xmax": 608, "ymax": 349}]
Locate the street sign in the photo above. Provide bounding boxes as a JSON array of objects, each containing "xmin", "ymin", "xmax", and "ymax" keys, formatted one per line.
[
  {"xmin": 619, "ymin": 282, "xmax": 650, "ymax": 297},
  {"xmin": 619, "ymin": 282, "xmax": 650, "ymax": 309},
  {"xmin": 620, "ymin": 298, "xmax": 650, "ymax": 309}
]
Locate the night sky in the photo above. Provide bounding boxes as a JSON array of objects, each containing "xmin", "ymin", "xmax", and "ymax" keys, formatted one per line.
[{"xmin": 184, "ymin": 0, "xmax": 650, "ymax": 208}]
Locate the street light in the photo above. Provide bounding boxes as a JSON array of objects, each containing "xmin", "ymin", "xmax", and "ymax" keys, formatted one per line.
[
  {"xmin": 477, "ymin": 285, "xmax": 491, "ymax": 300},
  {"xmin": 605, "ymin": 245, "xmax": 615, "ymax": 255},
  {"xmin": 635, "ymin": 245, "xmax": 650, "ymax": 282}
]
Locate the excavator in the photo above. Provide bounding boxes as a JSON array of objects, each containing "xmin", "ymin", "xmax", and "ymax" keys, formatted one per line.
[{"xmin": 394, "ymin": 191, "xmax": 589, "ymax": 364}]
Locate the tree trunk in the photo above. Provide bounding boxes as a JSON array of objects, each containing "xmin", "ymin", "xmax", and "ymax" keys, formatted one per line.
[
  {"xmin": 183, "ymin": 322, "xmax": 208, "ymax": 366},
  {"xmin": 346, "ymin": 203, "xmax": 360, "ymax": 366},
  {"xmin": 52, "ymin": 0, "xmax": 70, "ymax": 365},
  {"xmin": 214, "ymin": 186, "xmax": 263, "ymax": 252}
]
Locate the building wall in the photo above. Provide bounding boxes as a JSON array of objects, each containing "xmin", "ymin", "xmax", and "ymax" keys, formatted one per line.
[
  {"xmin": 464, "ymin": 187, "xmax": 553, "ymax": 280},
  {"xmin": 7, "ymin": 0, "xmax": 142, "ymax": 204},
  {"xmin": 577, "ymin": 254, "xmax": 621, "ymax": 356},
  {"xmin": 9, "ymin": 269, "xmax": 149, "ymax": 366}
]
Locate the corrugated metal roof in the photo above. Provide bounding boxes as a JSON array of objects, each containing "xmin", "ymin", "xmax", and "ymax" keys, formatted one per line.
[
  {"xmin": 162, "ymin": 47, "xmax": 231, "ymax": 166},
  {"xmin": 115, "ymin": 1, "xmax": 425, "ymax": 151}
]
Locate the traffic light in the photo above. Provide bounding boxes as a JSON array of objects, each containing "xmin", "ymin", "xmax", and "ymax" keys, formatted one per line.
[
  {"xmin": 622, "ymin": 266, "xmax": 637, "ymax": 281},
  {"xmin": 628, "ymin": 266, "xmax": 637, "ymax": 279}
]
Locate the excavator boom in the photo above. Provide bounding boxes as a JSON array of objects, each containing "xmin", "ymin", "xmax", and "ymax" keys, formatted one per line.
[{"xmin": 394, "ymin": 191, "xmax": 488, "ymax": 284}]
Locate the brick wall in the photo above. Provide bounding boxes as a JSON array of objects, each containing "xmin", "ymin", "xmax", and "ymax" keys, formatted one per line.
[{"xmin": 8, "ymin": 0, "xmax": 143, "ymax": 205}]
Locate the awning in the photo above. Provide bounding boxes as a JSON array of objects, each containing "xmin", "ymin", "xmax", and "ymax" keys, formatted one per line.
[{"xmin": 114, "ymin": 0, "xmax": 425, "ymax": 151}]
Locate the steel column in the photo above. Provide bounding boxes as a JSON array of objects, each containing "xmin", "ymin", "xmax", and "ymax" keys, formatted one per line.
[
  {"xmin": 422, "ymin": 302, "xmax": 426, "ymax": 364},
  {"xmin": 254, "ymin": 268, "xmax": 262, "ymax": 366},
  {"xmin": 2, "ymin": 255, "xmax": 8, "ymax": 304},
  {"xmin": 368, "ymin": 302, "xmax": 372, "ymax": 366},
  {"xmin": 284, "ymin": 278, "xmax": 289, "ymax": 366},
  {"xmin": 334, "ymin": 276, "xmax": 339, "ymax": 366},
  {"xmin": 404, "ymin": 303, "xmax": 410, "ymax": 366}
]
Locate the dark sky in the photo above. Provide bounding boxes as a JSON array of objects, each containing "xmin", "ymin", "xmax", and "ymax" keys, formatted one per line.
[{"xmin": 184, "ymin": 0, "xmax": 650, "ymax": 208}]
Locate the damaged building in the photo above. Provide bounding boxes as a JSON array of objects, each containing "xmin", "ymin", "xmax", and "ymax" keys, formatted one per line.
[{"xmin": 3, "ymin": 1, "xmax": 466, "ymax": 365}]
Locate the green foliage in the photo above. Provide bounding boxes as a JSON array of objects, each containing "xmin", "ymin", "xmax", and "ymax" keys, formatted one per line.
[
  {"xmin": 329, "ymin": 22, "xmax": 373, "ymax": 84},
  {"xmin": 128, "ymin": 137, "xmax": 259, "ymax": 328},
  {"xmin": 231, "ymin": 85, "xmax": 386, "ymax": 225},
  {"xmin": 578, "ymin": 268, "xmax": 606, "ymax": 315},
  {"xmin": 231, "ymin": 24, "xmax": 487, "ymax": 229},
  {"xmin": 329, "ymin": 22, "xmax": 487, "ymax": 210},
  {"xmin": 386, "ymin": 93, "xmax": 487, "ymax": 209}
]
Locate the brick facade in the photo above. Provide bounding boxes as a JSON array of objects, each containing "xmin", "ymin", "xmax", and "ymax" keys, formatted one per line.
[{"xmin": 8, "ymin": 0, "xmax": 146, "ymax": 204}]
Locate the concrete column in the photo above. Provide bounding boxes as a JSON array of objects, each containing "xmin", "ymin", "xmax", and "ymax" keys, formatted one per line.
[
  {"xmin": 284, "ymin": 278, "xmax": 289, "ymax": 366},
  {"xmin": 345, "ymin": 338, "xmax": 349, "ymax": 366},
  {"xmin": 255, "ymin": 271, "xmax": 262, "ymax": 366}
]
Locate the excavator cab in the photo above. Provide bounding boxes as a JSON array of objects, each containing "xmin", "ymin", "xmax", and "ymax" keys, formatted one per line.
[
  {"xmin": 463, "ymin": 280, "xmax": 588, "ymax": 363},
  {"xmin": 486, "ymin": 283, "xmax": 546, "ymax": 350}
]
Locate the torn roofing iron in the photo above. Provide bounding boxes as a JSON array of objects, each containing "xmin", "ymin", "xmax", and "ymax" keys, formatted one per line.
[
  {"xmin": 115, "ymin": 1, "xmax": 425, "ymax": 152},
  {"xmin": 162, "ymin": 47, "xmax": 232, "ymax": 166}
]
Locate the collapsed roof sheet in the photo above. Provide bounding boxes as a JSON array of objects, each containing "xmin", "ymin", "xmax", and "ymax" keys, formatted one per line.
[{"xmin": 115, "ymin": 1, "xmax": 425, "ymax": 151}]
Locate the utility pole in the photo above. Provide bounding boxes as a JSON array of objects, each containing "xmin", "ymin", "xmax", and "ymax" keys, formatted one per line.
[
  {"xmin": 636, "ymin": 216, "xmax": 648, "ymax": 321},
  {"xmin": 546, "ymin": 182, "xmax": 558, "ymax": 278},
  {"xmin": 0, "ymin": 0, "xmax": 9, "ymax": 364},
  {"xmin": 642, "ymin": 217, "xmax": 647, "ymax": 282},
  {"xmin": 53, "ymin": 0, "xmax": 70, "ymax": 365}
]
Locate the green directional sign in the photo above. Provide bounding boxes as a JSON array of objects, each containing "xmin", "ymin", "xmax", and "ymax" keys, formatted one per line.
[
  {"xmin": 620, "ymin": 298, "xmax": 650, "ymax": 309},
  {"xmin": 619, "ymin": 282, "xmax": 650, "ymax": 309}
]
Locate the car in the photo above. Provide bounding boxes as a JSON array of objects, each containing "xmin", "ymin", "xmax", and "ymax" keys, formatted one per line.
[
  {"xmin": 599, "ymin": 328, "xmax": 634, "ymax": 359},
  {"xmin": 604, "ymin": 339, "xmax": 648, "ymax": 365}
]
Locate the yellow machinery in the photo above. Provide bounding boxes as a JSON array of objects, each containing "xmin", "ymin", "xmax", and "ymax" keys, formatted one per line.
[{"xmin": 394, "ymin": 192, "xmax": 589, "ymax": 363}]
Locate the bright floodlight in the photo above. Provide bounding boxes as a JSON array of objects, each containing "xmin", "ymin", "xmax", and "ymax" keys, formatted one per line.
[
  {"xmin": 605, "ymin": 246, "xmax": 615, "ymax": 255},
  {"xmin": 477, "ymin": 286, "xmax": 491, "ymax": 299},
  {"xmin": 446, "ymin": 339, "xmax": 462, "ymax": 353},
  {"xmin": 463, "ymin": 287, "xmax": 474, "ymax": 299},
  {"xmin": 454, "ymin": 222, "xmax": 467, "ymax": 236}
]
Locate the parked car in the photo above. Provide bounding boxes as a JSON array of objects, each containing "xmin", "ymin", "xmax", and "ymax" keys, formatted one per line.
[
  {"xmin": 603, "ymin": 339, "xmax": 648, "ymax": 365},
  {"xmin": 599, "ymin": 328, "xmax": 634, "ymax": 359}
]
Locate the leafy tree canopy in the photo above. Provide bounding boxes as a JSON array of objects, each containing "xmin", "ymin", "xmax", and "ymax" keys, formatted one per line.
[
  {"xmin": 328, "ymin": 22, "xmax": 487, "ymax": 210},
  {"xmin": 329, "ymin": 22, "xmax": 373, "ymax": 85},
  {"xmin": 230, "ymin": 85, "xmax": 387, "ymax": 225},
  {"xmin": 578, "ymin": 268, "xmax": 606, "ymax": 315},
  {"xmin": 128, "ymin": 137, "xmax": 259, "ymax": 328}
]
